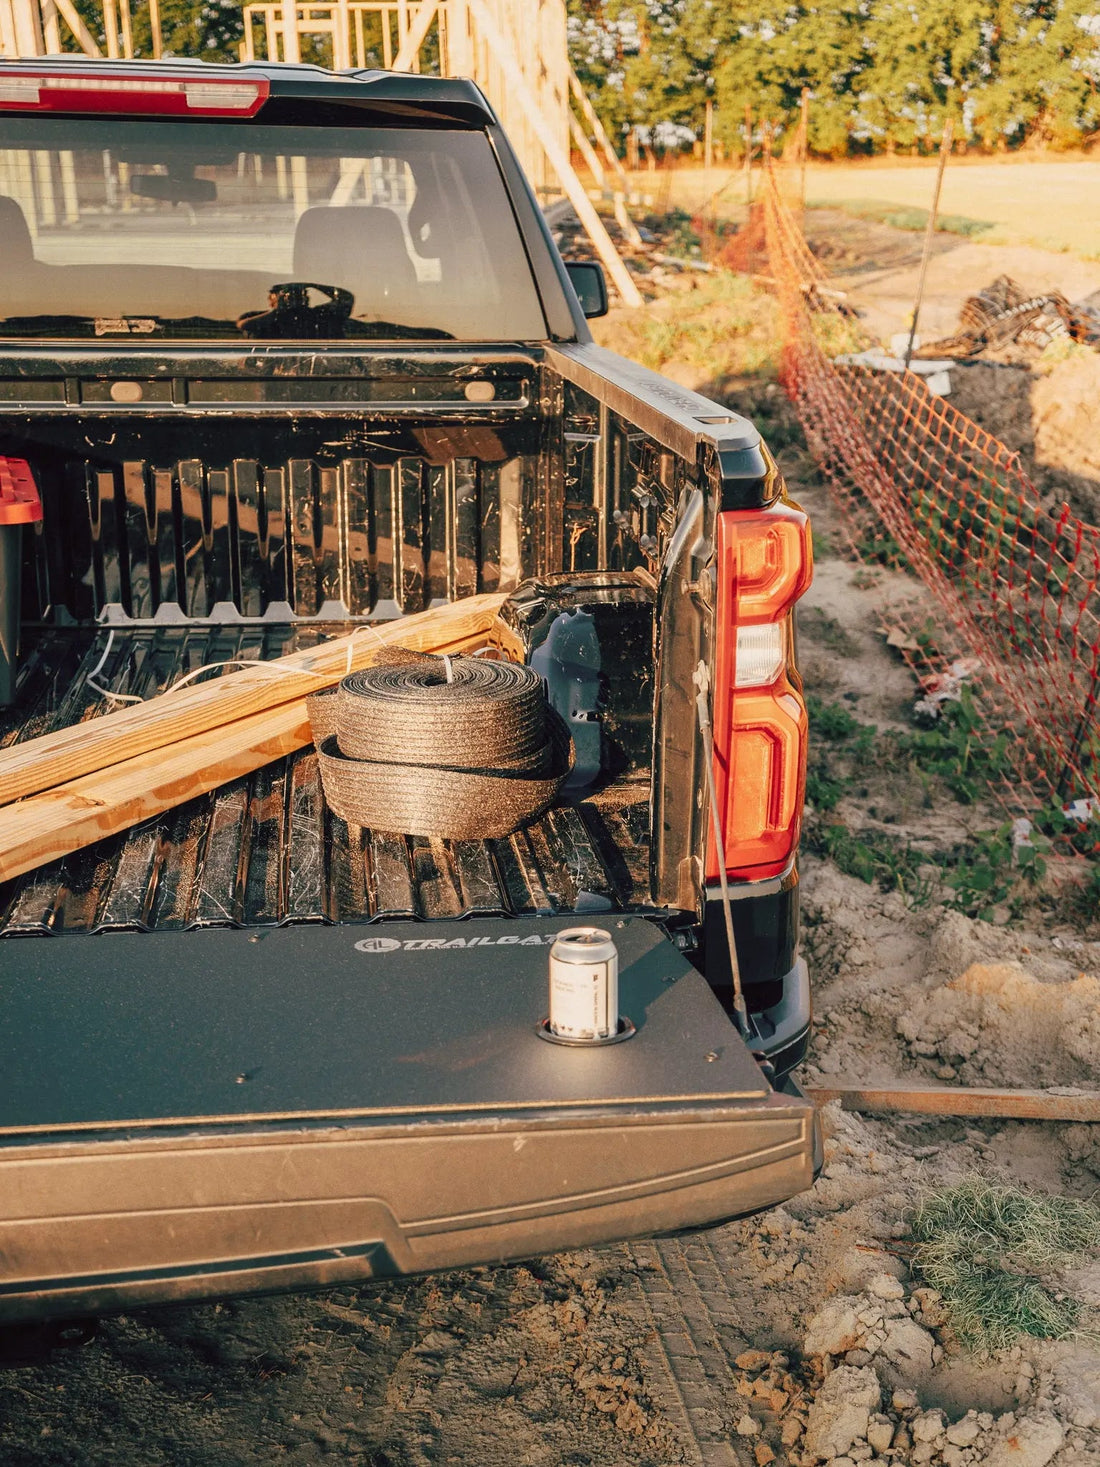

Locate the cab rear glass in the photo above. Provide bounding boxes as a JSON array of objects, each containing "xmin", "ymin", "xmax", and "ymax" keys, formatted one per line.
[{"xmin": 0, "ymin": 118, "xmax": 549, "ymax": 342}]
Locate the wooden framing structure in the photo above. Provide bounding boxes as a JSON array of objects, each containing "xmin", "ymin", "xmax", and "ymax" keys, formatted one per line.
[{"xmin": 0, "ymin": 0, "xmax": 644, "ymax": 305}]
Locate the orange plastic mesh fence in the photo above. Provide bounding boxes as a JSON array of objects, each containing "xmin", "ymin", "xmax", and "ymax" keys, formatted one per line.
[{"xmin": 758, "ymin": 163, "xmax": 1100, "ymax": 829}]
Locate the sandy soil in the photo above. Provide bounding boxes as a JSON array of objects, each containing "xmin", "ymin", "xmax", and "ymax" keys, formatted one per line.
[
  {"xmin": 626, "ymin": 159, "xmax": 1100, "ymax": 259},
  {"xmin": 2, "ymin": 233, "xmax": 1099, "ymax": 1467}
]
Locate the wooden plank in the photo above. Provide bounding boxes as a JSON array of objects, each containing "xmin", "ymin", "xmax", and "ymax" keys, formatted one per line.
[
  {"xmin": 807, "ymin": 1084, "xmax": 1100, "ymax": 1124},
  {"xmin": 568, "ymin": 66, "xmax": 629, "ymax": 187},
  {"xmin": 0, "ymin": 624, "xmax": 496, "ymax": 883},
  {"xmin": 391, "ymin": 0, "xmax": 437, "ymax": 71},
  {"xmin": 0, "ymin": 703, "xmax": 309, "ymax": 884},
  {"xmin": 0, "ymin": 593, "xmax": 507, "ymax": 808}
]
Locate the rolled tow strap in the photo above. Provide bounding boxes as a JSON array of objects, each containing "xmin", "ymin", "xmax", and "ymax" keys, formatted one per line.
[{"xmin": 308, "ymin": 653, "xmax": 572, "ymax": 839}]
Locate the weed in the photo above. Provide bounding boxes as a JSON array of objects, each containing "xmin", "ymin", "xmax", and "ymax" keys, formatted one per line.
[
  {"xmin": 807, "ymin": 694, "xmax": 874, "ymax": 747},
  {"xmin": 911, "ymin": 1180, "xmax": 1100, "ymax": 1351},
  {"xmin": 819, "ymin": 197, "xmax": 995, "ymax": 238},
  {"xmin": 799, "ymin": 607, "xmax": 859, "ymax": 658},
  {"xmin": 599, "ymin": 272, "xmax": 787, "ymax": 383},
  {"xmin": 854, "ymin": 525, "xmax": 907, "ymax": 569},
  {"xmin": 810, "ymin": 821, "xmax": 934, "ymax": 904},
  {"xmin": 656, "ymin": 208, "xmax": 705, "ymax": 261},
  {"xmin": 851, "ymin": 566, "xmax": 882, "ymax": 590},
  {"xmin": 1053, "ymin": 854, "xmax": 1100, "ymax": 933},
  {"xmin": 892, "ymin": 687, "xmax": 1012, "ymax": 804},
  {"xmin": 943, "ymin": 823, "xmax": 1049, "ymax": 921},
  {"xmin": 806, "ymin": 695, "xmax": 878, "ymax": 814}
]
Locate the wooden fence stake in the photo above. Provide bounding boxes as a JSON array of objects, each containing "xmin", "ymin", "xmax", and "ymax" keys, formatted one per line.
[{"xmin": 808, "ymin": 1084, "xmax": 1100, "ymax": 1124}]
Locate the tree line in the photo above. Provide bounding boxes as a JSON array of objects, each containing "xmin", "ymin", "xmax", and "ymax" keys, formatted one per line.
[{"xmin": 567, "ymin": 1, "xmax": 1100, "ymax": 156}]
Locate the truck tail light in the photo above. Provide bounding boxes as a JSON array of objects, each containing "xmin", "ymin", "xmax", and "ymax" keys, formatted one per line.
[
  {"xmin": 0, "ymin": 458, "xmax": 43, "ymax": 525},
  {"xmin": 0, "ymin": 71, "xmax": 269, "ymax": 117},
  {"xmin": 708, "ymin": 503, "xmax": 812, "ymax": 882}
]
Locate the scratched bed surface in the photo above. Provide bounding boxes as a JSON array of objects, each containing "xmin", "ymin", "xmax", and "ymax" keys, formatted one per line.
[{"xmin": 0, "ymin": 627, "xmax": 654, "ymax": 936}]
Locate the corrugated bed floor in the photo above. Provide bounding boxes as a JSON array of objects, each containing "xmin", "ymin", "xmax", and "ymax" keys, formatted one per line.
[{"xmin": 0, "ymin": 626, "xmax": 654, "ymax": 936}]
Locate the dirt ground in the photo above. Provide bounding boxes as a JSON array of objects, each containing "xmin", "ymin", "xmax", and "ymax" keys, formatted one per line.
[
  {"xmin": 2, "ymin": 222, "xmax": 1099, "ymax": 1467},
  {"xmin": 633, "ymin": 157, "xmax": 1100, "ymax": 259},
  {"xmin": 802, "ymin": 204, "xmax": 1100, "ymax": 522}
]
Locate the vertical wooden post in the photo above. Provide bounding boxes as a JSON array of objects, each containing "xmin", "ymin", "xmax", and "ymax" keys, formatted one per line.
[
  {"xmin": 903, "ymin": 117, "xmax": 953, "ymax": 370},
  {"xmin": 743, "ymin": 103, "xmax": 753, "ymax": 207},
  {"xmin": 33, "ymin": 150, "xmax": 56, "ymax": 225},
  {"xmin": 119, "ymin": 0, "xmax": 133, "ymax": 57},
  {"xmin": 290, "ymin": 154, "xmax": 310, "ymax": 216},
  {"xmin": 102, "ymin": 0, "xmax": 120, "ymax": 57},
  {"xmin": 0, "ymin": 0, "xmax": 18, "ymax": 57},
  {"xmin": 59, "ymin": 148, "xmax": 78, "ymax": 222},
  {"xmin": 799, "ymin": 87, "xmax": 809, "ymax": 209},
  {"xmin": 41, "ymin": 0, "xmax": 61, "ymax": 52},
  {"xmin": 280, "ymin": 0, "xmax": 300, "ymax": 62},
  {"xmin": 332, "ymin": 0, "xmax": 351, "ymax": 66},
  {"xmin": 704, "ymin": 97, "xmax": 713, "ymax": 172},
  {"xmin": 148, "ymin": 0, "xmax": 162, "ymax": 57},
  {"xmin": 10, "ymin": 0, "xmax": 44, "ymax": 54}
]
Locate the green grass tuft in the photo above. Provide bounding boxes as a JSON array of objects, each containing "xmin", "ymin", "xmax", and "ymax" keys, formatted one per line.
[
  {"xmin": 911, "ymin": 1180, "xmax": 1100, "ymax": 1351},
  {"xmin": 816, "ymin": 197, "xmax": 995, "ymax": 237}
]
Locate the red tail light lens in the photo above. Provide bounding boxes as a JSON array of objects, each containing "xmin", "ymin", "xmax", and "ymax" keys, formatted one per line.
[
  {"xmin": 708, "ymin": 502, "xmax": 812, "ymax": 881},
  {"xmin": 0, "ymin": 71, "xmax": 270, "ymax": 117},
  {"xmin": 717, "ymin": 503, "xmax": 813, "ymax": 625},
  {"xmin": 0, "ymin": 458, "xmax": 43, "ymax": 526}
]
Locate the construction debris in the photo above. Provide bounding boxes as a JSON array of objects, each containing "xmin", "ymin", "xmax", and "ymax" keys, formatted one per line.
[{"xmin": 921, "ymin": 275, "xmax": 1100, "ymax": 362}]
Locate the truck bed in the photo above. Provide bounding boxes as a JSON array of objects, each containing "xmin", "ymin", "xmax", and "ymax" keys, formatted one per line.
[{"xmin": 0, "ymin": 625, "xmax": 653, "ymax": 937}]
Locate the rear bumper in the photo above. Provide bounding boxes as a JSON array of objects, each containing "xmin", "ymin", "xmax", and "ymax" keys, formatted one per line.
[
  {"xmin": 753, "ymin": 957, "xmax": 812, "ymax": 1080},
  {"xmin": 1, "ymin": 1101, "xmax": 815, "ymax": 1323},
  {"xmin": 0, "ymin": 915, "xmax": 816, "ymax": 1322}
]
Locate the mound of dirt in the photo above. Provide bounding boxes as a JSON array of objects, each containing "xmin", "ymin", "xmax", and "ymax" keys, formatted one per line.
[
  {"xmin": 948, "ymin": 357, "xmax": 1100, "ymax": 527},
  {"xmin": 1030, "ymin": 352, "xmax": 1100, "ymax": 523},
  {"xmin": 896, "ymin": 959, "xmax": 1100, "ymax": 1090}
]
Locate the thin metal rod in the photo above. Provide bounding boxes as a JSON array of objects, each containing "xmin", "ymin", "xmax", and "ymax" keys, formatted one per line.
[
  {"xmin": 693, "ymin": 662, "xmax": 749, "ymax": 1035},
  {"xmin": 799, "ymin": 87, "xmax": 809, "ymax": 210},
  {"xmin": 903, "ymin": 117, "xmax": 953, "ymax": 369}
]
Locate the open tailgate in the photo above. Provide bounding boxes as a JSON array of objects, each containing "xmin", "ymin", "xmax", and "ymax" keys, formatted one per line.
[{"xmin": 0, "ymin": 916, "xmax": 816, "ymax": 1322}]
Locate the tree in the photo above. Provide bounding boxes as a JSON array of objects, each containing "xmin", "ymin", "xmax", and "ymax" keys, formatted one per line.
[{"xmin": 567, "ymin": 0, "xmax": 1100, "ymax": 155}]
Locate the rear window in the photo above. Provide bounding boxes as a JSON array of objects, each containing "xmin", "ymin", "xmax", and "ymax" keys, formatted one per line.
[{"xmin": 0, "ymin": 118, "xmax": 548, "ymax": 342}]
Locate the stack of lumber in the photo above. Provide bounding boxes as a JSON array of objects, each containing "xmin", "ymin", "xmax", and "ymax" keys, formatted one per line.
[{"xmin": 0, "ymin": 594, "xmax": 508, "ymax": 882}]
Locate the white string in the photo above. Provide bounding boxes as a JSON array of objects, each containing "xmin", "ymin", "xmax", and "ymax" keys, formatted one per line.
[
  {"xmin": 86, "ymin": 621, "xmax": 399, "ymax": 707},
  {"xmin": 441, "ymin": 653, "xmax": 454, "ymax": 684},
  {"xmin": 86, "ymin": 629, "xmax": 145, "ymax": 704}
]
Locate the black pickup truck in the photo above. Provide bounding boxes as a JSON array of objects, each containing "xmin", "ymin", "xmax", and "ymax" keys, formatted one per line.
[{"xmin": 0, "ymin": 57, "xmax": 818, "ymax": 1327}]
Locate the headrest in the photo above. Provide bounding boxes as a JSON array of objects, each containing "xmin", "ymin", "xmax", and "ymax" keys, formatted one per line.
[
  {"xmin": 0, "ymin": 198, "xmax": 34, "ymax": 270},
  {"xmin": 293, "ymin": 206, "xmax": 418, "ymax": 316}
]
